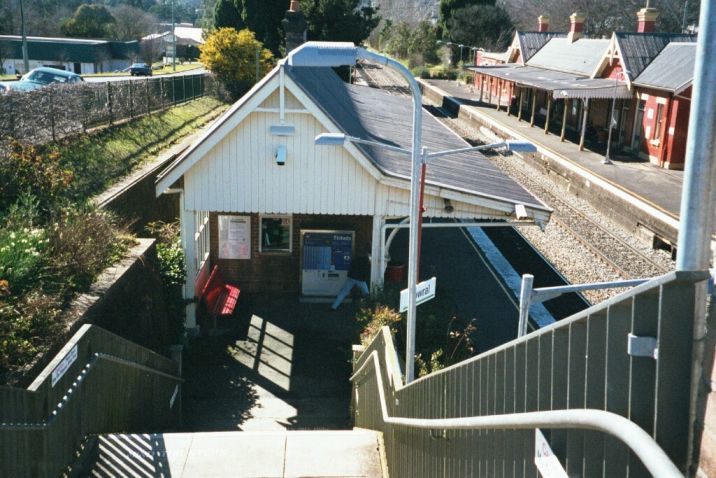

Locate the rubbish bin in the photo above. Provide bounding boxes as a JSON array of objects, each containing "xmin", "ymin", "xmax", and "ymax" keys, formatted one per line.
[{"xmin": 384, "ymin": 262, "xmax": 405, "ymax": 283}]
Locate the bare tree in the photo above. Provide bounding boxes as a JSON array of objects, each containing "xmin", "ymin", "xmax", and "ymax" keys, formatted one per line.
[
  {"xmin": 110, "ymin": 5, "xmax": 157, "ymax": 41},
  {"xmin": 140, "ymin": 36, "xmax": 163, "ymax": 65}
]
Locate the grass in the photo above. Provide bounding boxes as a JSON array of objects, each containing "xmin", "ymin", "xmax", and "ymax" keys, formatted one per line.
[
  {"xmin": 82, "ymin": 62, "xmax": 202, "ymax": 78},
  {"xmin": 57, "ymin": 96, "xmax": 228, "ymax": 201}
]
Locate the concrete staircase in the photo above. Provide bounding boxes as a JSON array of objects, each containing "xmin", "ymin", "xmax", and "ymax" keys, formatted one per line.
[{"xmin": 87, "ymin": 429, "xmax": 384, "ymax": 477}]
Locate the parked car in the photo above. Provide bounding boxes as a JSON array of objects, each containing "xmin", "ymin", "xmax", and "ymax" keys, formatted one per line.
[
  {"xmin": 129, "ymin": 63, "xmax": 153, "ymax": 76},
  {"xmin": 1, "ymin": 67, "xmax": 83, "ymax": 93}
]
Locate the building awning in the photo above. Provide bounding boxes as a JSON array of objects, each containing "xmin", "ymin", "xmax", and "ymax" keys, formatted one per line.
[{"xmin": 470, "ymin": 65, "xmax": 632, "ymax": 100}]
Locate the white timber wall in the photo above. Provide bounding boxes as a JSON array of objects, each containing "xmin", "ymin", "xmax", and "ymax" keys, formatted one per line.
[{"xmin": 184, "ymin": 88, "xmax": 506, "ymax": 220}]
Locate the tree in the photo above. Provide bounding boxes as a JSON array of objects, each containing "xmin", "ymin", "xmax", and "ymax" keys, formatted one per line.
[
  {"xmin": 111, "ymin": 5, "xmax": 156, "ymax": 40},
  {"xmin": 408, "ymin": 21, "xmax": 439, "ymax": 65},
  {"xmin": 241, "ymin": 0, "xmax": 286, "ymax": 54},
  {"xmin": 384, "ymin": 22, "xmax": 411, "ymax": 59},
  {"xmin": 61, "ymin": 4, "xmax": 116, "ymax": 38},
  {"xmin": 439, "ymin": 0, "xmax": 495, "ymax": 35},
  {"xmin": 446, "ymin": 4, "xmax": 514, "ymax": 53},
  {"xmin": 213, "ymin": 0, "xmax": 244, "ymax": 30},
  {"xmin": 199, "ymin": 27, "xmax": 274, "ymax": 99},
  {"xmin": 301, "ymin": 0, "xmax": 380, "ymax": 45}
]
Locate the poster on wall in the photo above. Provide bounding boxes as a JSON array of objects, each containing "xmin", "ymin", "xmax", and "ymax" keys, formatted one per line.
[{"xmin": 219, "ymin": 215, "xmax": 251, "ymax": 259}]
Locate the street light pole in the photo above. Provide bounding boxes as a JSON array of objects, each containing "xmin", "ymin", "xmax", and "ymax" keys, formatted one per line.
[
  {"xmin": 171, "ymin": 0, "xmax": 176, "ymax": 72},
  {"xmin": 20, "ymin": 0, "xmax": 29, "ymax": 74}
]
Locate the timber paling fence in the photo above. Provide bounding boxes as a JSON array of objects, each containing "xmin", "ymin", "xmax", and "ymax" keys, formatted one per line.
[
  {"xmin": 0, "ymin": 73, "xmax": 213, "ymax": 145},
  {"xmin": 352, "ymin": 271, "xmax": 706, "ymax": 477},
  {"xmin": 0, "ymin": 324, "xmax": 183, "ymax": 477}
]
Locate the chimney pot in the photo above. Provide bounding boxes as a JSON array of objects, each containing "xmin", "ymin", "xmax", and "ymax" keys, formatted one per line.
[
  {"xmin": 568, "ymin": 12, "xmax": 585, "ymax": 43},
  {"xmin": 538, "ymin": 15, "xmax": 550, "ymax": 33},
  {"xmin": 637, "ymin": 7, "xmax": 658, "ymax": 33}
]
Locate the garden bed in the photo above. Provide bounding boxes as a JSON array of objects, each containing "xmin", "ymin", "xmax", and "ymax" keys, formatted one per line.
[{"xmin": 0, "ymin": 97, "xmax": 227, "ymax": 382}]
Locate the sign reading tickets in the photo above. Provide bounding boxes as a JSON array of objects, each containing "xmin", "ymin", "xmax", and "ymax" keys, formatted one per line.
[
  {"xmin": 219, "ymin": 215, "xmax": 251, "ymax": 259},
  {"xmin": 534, "ymin": 429, "xmax": 568, "ymax": 478}
]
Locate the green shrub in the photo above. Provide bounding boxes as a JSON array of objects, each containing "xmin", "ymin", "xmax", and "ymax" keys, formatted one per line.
[
  {"xmin": 0, "ymin": 139, "xmax": 73, "ymax": 215},
  {"xmin": 0, "ymin": 227, "xmax": 49, "ymax": 294},
  {"xmin": 146, "ymin": 221, "xmax": 186, "ymax": 343}
]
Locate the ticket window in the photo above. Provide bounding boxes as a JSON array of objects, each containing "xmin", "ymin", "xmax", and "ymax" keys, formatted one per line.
[{"xmin": 300, "ymin": 230, "xmax": 354, "ymax": 296}]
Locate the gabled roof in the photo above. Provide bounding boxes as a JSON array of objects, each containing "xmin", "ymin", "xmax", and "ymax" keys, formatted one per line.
[
  {"xmin": 613, "ymin": 32, "xmax": 696, "ymax": 80},
  {"xmin": 633, "ymin": 43, "xmax": 696, "ymax": 93},
  {"xmin": 517, "ymin": 32, "xmax": 567, "ymax": 63},
  {"xmin": 527, "ymin": 38, "xmax": 610, "ymax": 76},
  {"xmin": 157, "ymin": 63, "xmax": 551, "ymax": 218},
  {"xmin": 287, "ymin": 66, "xmax": 547, "ymax": 210}
]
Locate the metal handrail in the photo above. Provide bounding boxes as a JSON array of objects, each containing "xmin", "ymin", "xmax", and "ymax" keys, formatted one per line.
[
  {"xmin": 0, "ymin": 352, "xmax": 182, "ymax": 431},
  {"xmin": 351, "ymin": 349, "xmax": 683, "ymax": 478}
]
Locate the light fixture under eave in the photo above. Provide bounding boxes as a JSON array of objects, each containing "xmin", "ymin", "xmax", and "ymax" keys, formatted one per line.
[
  {"xmin": 275, "ymin": 145, "xmax": 287, "ymax": 166},
  {"xmin": 314, "ymin": 133, "xmax": 347, "ymax": 146},
  {"xmin": 270, "ymin": 124, "xmax": 296, "ymax": 136},
  {"xmin": 443, "ymin": 198, "xmax": 454, "ymax": 213}
]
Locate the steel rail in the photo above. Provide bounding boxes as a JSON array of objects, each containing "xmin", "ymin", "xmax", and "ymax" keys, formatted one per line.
[{"xmin": 351, "ymin": 349, "xmax": 683, "ymax": 478}]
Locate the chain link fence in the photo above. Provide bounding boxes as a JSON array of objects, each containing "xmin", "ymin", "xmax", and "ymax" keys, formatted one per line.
[{"xmin": 0, "ymin": 73, "xmax": 216, "ymax": 145}]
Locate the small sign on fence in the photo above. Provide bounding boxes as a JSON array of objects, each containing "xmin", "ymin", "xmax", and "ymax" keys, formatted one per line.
[
  {"xmin": 399, "ymin": 277, "xmax": 437, "ymax": 313},
  {"xmin": 534, "ymin": 429, "xmax": 568, "ymax": 478},
  {"xmin": 51, "ymin": 344, "xmax": 78, "ymax": 388}
]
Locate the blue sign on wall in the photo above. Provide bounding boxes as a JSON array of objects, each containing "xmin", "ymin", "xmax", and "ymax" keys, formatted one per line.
[{"xmin": 302, "ymin": 232, "xmax": 354, "ymax": 271}]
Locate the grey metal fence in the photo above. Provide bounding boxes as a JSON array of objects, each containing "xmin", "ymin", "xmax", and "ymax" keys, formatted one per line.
[
  {"xmin": 0, "ymin": 324, "xmax": 182, "ymax": 478},
  {"xmin": 352, "ymin": 270, "xmax": 707, "ymax": 477},
  {"xmin": 0, "ymin": 73, "xmax": 212, "ymax": 145}
]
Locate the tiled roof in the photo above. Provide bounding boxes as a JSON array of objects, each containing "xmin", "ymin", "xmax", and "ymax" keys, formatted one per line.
[
  {"xmin": 517, "ymin": 32, "xmax": 567, "ymax": 62},
  {"xmin": 527, "ymin": 38, "xmax": 610, "ymax": 76},
  {"xmin": 633, "ymin": 42, "xmax": 696, "ymax": 93},
  {"xmin": 614, "ymin": 32, "xmax": 696, "ymax": 80},
  {"xmin": 287, "ymin": 66, "xmax": 549, "ymax": 211}
]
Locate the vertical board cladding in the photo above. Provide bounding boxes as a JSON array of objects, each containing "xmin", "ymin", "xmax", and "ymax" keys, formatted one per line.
[
  {"xmin": 209, "ymin": 212, "xmax": 373, "ymax": 293},
  {"xmin": 184, "ymin": 109, "xmax": 381, "ymax": 215}
]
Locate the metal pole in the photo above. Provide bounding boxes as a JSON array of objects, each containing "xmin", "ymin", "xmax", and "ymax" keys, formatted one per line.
[
  {"xmin": 561, "ymin": 99, "xmax": 568, "ymax": 141},
  {"xmin": 517, "ymin": 274, "xmax": 534, "ymax": 337},
  {"xmin": 20, "ymin": 0, "xmax": 29, "ymax": 73},
  {"xmin": 416, "ymin": 148, "xmax": 427, "ymax": 282},
  {"xmin": 604, "ymin": 75, "xmax": 619, "ymax": 164},
  {"xmin": 171, "ymin": 0, "xmax": 176, "ymax": 72},
  {"xmin": 579, "ymin": 99, "xmax": 589, "ymax": 150},
  {"xmin": 255, "ymin": 48, "xmax": 260, "ymax": 83},
  {"xmin": 544, "ymin": 97, "xmax": 552, "ymax": 134},
  {"xmin": 678, "ymin": 3, "xmax": 716, "ymax": 470},
  {"xmin": 358, "ymin": 48, "xmax": 423, "ymax": 383}
]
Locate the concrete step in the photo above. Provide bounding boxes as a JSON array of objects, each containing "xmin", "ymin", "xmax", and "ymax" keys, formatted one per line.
[{"xmin": 89, "ymin": 429, "xmax": 384, "ymax": 478}]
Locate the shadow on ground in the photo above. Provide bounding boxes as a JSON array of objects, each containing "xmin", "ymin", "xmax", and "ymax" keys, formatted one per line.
[{"xmin": 182, "ymin": 293, "xmax": 361, "ymax": 432}]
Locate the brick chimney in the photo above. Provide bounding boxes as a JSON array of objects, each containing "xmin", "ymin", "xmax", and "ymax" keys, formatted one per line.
[
  {"xmin": 637, "ymin": 7, "xmax": 659, "ymax": 33},
  {"xmin": 537, "ymin": 15, "xmax": 550, "ymax": 33},
  {"xmin": 567, "ymin": 12, "xmax": 585, "ymax": 43},
  {"xmin": 282, "ymin": 0, "xmax": 306, "ymax": 54}
]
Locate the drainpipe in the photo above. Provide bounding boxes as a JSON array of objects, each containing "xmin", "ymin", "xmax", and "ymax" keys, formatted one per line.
[
  {"xmin": 659, "ymin": 95, "xmax": 674, "ymax": 167},
  {"xmin": 677, "ymin": 1, "xmax": 716, "ymax": 472}
]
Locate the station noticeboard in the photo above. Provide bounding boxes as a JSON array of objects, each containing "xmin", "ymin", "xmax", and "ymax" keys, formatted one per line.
[{"xmin": 399, "ymin": 277, "xmax": 437, "ymax": 313}]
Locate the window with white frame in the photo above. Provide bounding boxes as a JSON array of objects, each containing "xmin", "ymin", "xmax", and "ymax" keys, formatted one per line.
[
  {"xmin": 194, "ymin": 211, "xmax": 210, "ymax": 274},
  {"xmin": 260, "ymin": 215, "xmax": 292, "ymax": 253}
]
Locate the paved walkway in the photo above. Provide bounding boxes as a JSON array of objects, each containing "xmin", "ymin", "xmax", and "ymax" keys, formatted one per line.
[
  {"xmin": 92, "ymin": 430, "xmax": 384, "ymax": 477},
  {"xmin": 423, "ymin": 79, "xmax": 684, "ymax": 219},
  {"xmin": 182, "ymin": 294, "xmax": 359, "ymax": 432}
]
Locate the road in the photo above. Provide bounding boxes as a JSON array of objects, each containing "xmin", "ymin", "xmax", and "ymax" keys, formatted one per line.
[{"xmin": 84, "ymin": 67, "xmax": 206, "ymax": 82}]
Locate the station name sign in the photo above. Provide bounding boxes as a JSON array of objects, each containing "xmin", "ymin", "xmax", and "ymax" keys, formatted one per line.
[{"xmin": 400, "ymin": 277, "xmax": 437, "ymax": 313}]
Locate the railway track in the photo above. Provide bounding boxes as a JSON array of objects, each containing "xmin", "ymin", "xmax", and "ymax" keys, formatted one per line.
[{"xmin": 355, "ymin": 62, "xmax": 672, "ymax": 283}]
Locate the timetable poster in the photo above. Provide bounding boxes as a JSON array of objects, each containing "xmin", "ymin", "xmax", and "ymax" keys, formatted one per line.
[{"xmin": 219, "ymin": 215, "xmax": 251, "ymax": 259}]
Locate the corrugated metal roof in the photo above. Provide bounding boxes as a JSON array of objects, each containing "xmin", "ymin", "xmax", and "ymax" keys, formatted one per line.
[
  {"xmin": 287, "ymin": 66, "xmax": 547, "ymax": 210},
  {"xmin": 470, "ymin": 64, "xmax": 630, "ymax": 99},
  {"xmin": 527, "ymin": 38, "xmax": 610, "ymax": 76},
  {"xmin": 633, "ymin": 42, "xmax": 696, "ymax": 93},
  {"xmin": 614, "ymin": 32, "xmax": 696, "ymax": 80},
  {"xmin": 517, "ymin": 32, "xmax": 567, "ymax": 62}
]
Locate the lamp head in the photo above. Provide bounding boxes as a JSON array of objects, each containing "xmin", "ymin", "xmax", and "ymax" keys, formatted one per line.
[
  {"xmin": 287, "ymin": 41, "xmax": 358, "ymax": 67},
  {"xmin": 505, "ymin": 140, "xmax": 538, "ymax": 153},
  {"xmin": 315, "ymin": 133, "xmax": 347, "ymax": 146}
]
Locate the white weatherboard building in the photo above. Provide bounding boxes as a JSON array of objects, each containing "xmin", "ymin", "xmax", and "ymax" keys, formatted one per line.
[{"xmin": 156, "ymin": 61, "xmax": 551, "ymax": 330}]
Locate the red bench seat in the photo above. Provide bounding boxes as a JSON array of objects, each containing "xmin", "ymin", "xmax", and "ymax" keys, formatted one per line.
[{"xmin": 201, "ymin": 266, "xmax": 240, "ymax": 320}]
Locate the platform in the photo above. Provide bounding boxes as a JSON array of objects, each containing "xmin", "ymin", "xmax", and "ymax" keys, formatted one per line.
[{"xmin": 420, "ymin": 79, "xmax": 689, "ymax": 245}]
